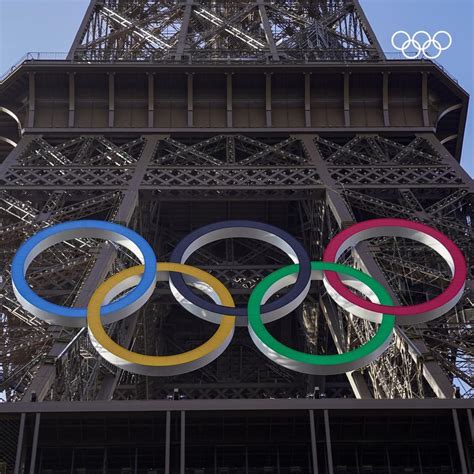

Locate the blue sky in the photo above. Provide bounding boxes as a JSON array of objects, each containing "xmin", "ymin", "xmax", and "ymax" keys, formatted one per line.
[{"xmin": 0, "ymin": 0, "xmax": 472, "ymax": 176}]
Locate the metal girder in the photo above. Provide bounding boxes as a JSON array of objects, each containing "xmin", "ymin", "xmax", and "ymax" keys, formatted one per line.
[
  {"xmin": 0, "ymin": 128, "xmax": 471, "ymax": 401},
  {"xmin": 68, "ymin": 0, "xmax": 383, "ymax": 62},
  {"xmin": 19, "ymin": 135, "xmax": 164, "ymax": 402},
  {"xmin": 299, "ymin": 134, "xmax": 468, "ymax": 399}
]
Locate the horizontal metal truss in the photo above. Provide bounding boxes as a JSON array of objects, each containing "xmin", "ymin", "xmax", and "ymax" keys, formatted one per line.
[
  {"xmin": 1, "ymin": 134, "xmax": 471, "ymax": 192},
  {"xmin": 0, "ymin": 132, "xmax": 472, "ymax": 403},
  {"xmin": 0, "ymin": 135, "xmax": 321, "ymax": 194}
]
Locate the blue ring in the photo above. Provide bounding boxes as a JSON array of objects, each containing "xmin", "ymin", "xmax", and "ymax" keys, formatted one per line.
[
  {"xmin": 169, "ymin": 220, "xmax": 311, "ymax": 318},
  {"xmin": 11, "ymin": 220, "xmax": 157, "ymax": 320}
]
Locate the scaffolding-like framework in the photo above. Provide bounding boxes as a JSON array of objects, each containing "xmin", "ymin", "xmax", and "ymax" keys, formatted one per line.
[{"xmin": 0, "ymin": 0, "xmax": 472, "ymax": 409}]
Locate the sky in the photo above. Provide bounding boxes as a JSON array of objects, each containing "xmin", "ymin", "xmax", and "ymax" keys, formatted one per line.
[{"xmin": 0, "ymin": 0, "xmax": 472, "ymax": 176}]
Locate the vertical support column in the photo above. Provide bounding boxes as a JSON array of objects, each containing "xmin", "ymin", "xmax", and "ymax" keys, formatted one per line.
[
  {"xmin": 382, "ymin": 72, "xmax": 390, "ymax": 127},
  {"xmin": 29, "ymin": 413, "xmax": 41, "ymax": 474},
  {"xmin": 148, "ymin": 73, "xmax": 155, "ymax": 128},
  {"xmin": 14, "ymin": 413, "xmax": 26, "ymax": 474},
  {"xmin": 22, "ymin": 136, "xmax": 164, "ymax": 402},
  {"xmin": 309, "ymin": 410, "xmax": 319, "ymax": 474},
  {"xmin": 467, "ymin": 409, "xmax": 474, "ymax": 444},
  {"xmin": 352, "ymin": 0, "xmax": 386, "ymax": 59},
  {"xmin": 226, "ymin": 73, "xmax": 233, "ymax": 128},
  {"xmin": 165, "ymin": 411, "xmax": 171, "ymax": 474},
  {"xmin": 187, "ymin": 73, "xmax": 194, "ymax": 127},
  {"xmin": 175, "ymin": 0, "xmax": 193, "ymax": 60},
  {"xmin": 266, "ymin": 72, "xmax": 272, "ymax": 127},
  {"xmin": 343, "ymin": 72, "xmax": 350, "ymax": 127},
  {"xmin": 385, "ymin": 447, "xmax": 392, "ymax": 473},
  {"xmin": 421, "ymin": 72, "xmax": 430, "ymax": 127},
  {"xmin": 68, "ymin": 73, "xmax": 75, "ymax": 128},
  {"xmin": 319, "ymin": 294, "xmax": 372, "ymax": 399},
  {"xmin": 305, "ymin": 72, "xmax": 312, "ymax": 127},
  {"xmin": 257, "ymin": 0, "xmax": 279, "ymax": 61},
  {"xmin": 180, "ymin": 411, "xmax": 186, "ymax": 474},
  {"xmin": 323, "ymin": 410, "xmax": 334, "ymax": 474},
  {"xmin": 67, "ymin": 0, "xmax": 99, "ymax": 60},
  {"xmin": 103, "ymin": 447, "xmax": 108, "ymax": 473},
  {"xmin": 297, "ymin": 134, "xmax": 455, "ymax": 399},
  {"xmin": 452, "ymin": 409, "xmax": 468, "ymax": 474},
  {"xmin": 108, "ymin": 73, "xmax": 115, "ymax": 128},
  {"xmin": 27, "ymin": 72, "xmax": 35, "ymax": 128}
]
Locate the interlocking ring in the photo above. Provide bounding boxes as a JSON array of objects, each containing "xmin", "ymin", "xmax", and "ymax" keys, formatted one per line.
[
  {"xmin": 11, "ymin": 220, "xmax": 157, "ymax": 327},
  {"xmin": 169, "ymin": 221, "xmax": 312, "ymax": 327},
  {"xmin": 248, "ymin": 262, "xmax": 395, "ymax": 375},
  {"xmin": 10, "ymin": 218, "xmax": 467, "ymax": 376},
  {"xmin": 322, "ymin": 218, "xmax": 466, "ymax": 325},
  {"xmin": 391, "ymin": 30, "xmax": 452, "ymax": 59},
  {"xmin": 88, "ymin": 263, "xmax": 235, "ymax": 376}
]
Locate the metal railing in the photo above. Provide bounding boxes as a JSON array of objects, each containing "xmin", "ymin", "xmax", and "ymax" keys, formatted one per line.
[
  {"xmin": 0, "ymin": 52, "xmax": 68, "ymax": 82},
  {"xmin": 0, "ymin": 50, "xmax": 459, "ymax": 84}
]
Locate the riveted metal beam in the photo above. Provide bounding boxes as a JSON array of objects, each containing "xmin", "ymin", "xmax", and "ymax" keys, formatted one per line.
[
  {"xmin": 305, "ymin": 72, "xmax": 311, "ymax": 127},
  {"xmin": 187, "ymin": 73, "xmax": 194, "ymax": 127},
  {"xmin": 266, "ymin": 72, "xmax": 272, "ymax": 127},
  {"xmin": 383, "ymin": 72, "xmax": 390, "ymax": 126},
  {"xmin": 227, "ymin": 73, "xmax": 233, "ymax": 128},
  {"xmin": 148, "ymin": 73, "xmax": 155, "ymax": 128},
  {"xmin": 27, "ymin": 73, "xmax": 35, "ymax": 128},
  {"xmin": 68, "ymin": 73, "xmax": 75, "ymax": 128},
  {"xmin": 344, "ymin": 72, "xmax": 350, "ymax": 127},
  {"xmin": 108, "ymin": 73, "xmax": 115, "ymax": 128}
]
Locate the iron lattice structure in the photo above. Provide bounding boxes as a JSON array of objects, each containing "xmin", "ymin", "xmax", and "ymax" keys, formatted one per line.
[
  {"xmin": 0, "ymin": 0, "xmax": 472, "ymax": 410},
  {"xmin": 69, "ymin": 0, "xmax": 383, "ymax": 62}
]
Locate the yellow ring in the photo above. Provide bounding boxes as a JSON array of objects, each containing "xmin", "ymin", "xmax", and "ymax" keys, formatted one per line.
[{"xmin": 87, "ymin": 262, "xmax": 235, "ymax": 375}]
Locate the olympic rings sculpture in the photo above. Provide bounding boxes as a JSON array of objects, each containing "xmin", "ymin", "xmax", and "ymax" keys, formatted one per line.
[
  {"xmin": 391, "ymin": 31, "xmax": 452, "ymax": 59},
  {"xmin": 11, "ymin": 218, "xmax": 467, "ymax": 376}
]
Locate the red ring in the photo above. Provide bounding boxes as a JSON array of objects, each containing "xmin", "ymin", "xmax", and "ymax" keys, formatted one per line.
[{"xmin": 322, "ymin": 218, "xmax": 467, "ymax": 316}]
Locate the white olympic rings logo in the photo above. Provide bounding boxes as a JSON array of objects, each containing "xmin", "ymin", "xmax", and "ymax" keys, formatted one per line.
[{"xmin": 391, "ymin": 31, "xmax": 452, "ymax": 59}]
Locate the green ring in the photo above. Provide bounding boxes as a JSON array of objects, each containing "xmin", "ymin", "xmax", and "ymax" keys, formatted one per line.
[{"xmin": 247, "ymin": 261, "xmax": 396, "ymax": 375}]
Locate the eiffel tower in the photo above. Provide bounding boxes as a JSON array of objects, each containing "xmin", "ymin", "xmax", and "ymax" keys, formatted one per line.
[{"xmin": 0, "ymin": 1, "xmax": 472, "ymax": 472}]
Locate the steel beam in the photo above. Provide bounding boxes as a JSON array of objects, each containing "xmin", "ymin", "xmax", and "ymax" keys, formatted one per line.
[
  {"xmin": 319, "ymin": 295, "xmax": 372, "ymax": 399},
  {"xmin": 148, "ymin": 73, "xmax": 155, "ymax": 128},
  {"xmin": 68, "ymin": 73, "xmax": 75, "ymax": 128},
  {"xmin": 266, "ymin": 72, "xmax": 272, "ymax": 127},
  {"xmin": 383, "ymin": 72, "xmax": 390, "ymax": 126},
  {"xmin": 13, "ymin": 413, "xmax": 25, "ymax": 474},
  {"xmin": 28, "ymin": 413, "xmax": 40, "ymax": 474},
  {"xmin": 422, "ymin": 72, "xmax": 430, "ymax": 127},
  {"xmin": 257, "ymin": 0, "xmax": 279, "ymax": 61},
  {"xmin": 180, "ymin": 410, "xmax": 186, "ymax": 474},
  {"xmin": 305, "ymin": 72, "xmax": 311, "ymax": 127},
  {"xmin": 27, "ymin": 73, "xmax": 35, "ymax": 128},
  {"xmin": 298, "ymin": 134, "xmax": 457, "ymax": 399},
  {"xmin": 352, "ymin": 0, "xmax": 386, "ymax": 59},
  {"xmin": 165, "ymin": 411, "xmax": 171, "ymax": 474},
  {"xmin": 108, "ymin": 73, "xmax": 115, "ymax": 128},
  {"xmin": 468, "ymin": 409, "xmax": 474, "ymax": 444},
  {"xmin": 419, "ymin": 133, "xmax": 474, "ymax": 189},
  {"xmin": 309, "ymin": 409, "xmax": 319, "ymax": 474},
  {"xmin": 20, "ymin": 135, "xmax": 163, "ymax": 402},
  {"xmin": 323, "ymin": 410, "xmax": 334, "ymax": 474},
  {"xmin": 187, "ymin": 73, "xmax": 193, "ymax": 127},
  {"xmin": 67, "ymin": 0, "xmax": 98, "ymax": 60},
  {"xmin": 343, "ymin": 72, "xmax": 350, "ymax": 127},
  {"xmin": 452, "ymin": 409, "xmax": 469, "ymax": 474},
  {"xmin": 227, "ymin": 73, "xmax": 233, "ymax": 128},
  {"xmin": 0, "ymin": 135, "xmax": 37, "ymax": 177},
  {"xmin": 175, "ymin": 0, "xmax": 193, "ymax": 60}
]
